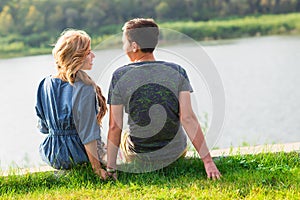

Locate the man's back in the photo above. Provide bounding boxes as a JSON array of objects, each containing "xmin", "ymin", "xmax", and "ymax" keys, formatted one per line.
[{"xmin": 108, "ymin": 61, "xmax": 193, "ymax": 159}]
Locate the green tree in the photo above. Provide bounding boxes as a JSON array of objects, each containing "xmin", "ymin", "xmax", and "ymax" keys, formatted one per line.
[
  {"xmin": 0, "ymin": 0, "xmax": 11, "ymax": 11},
  {"xmin": 65, "ymin": 8, "xmax": 80, "ymax": 28},
  {"xmin": 0, "ymin": 6, "xmax": 15, "ymax": 35},
  {"xmin": 229, "ymin": 0, "xmax": 251, "ymax": 15},
  {"xmin": 47, "ymin": 5, "xmax": 64, "ymax": 31},
  {"xmin": 24, "ymin": 5, "xmax": 45, "ymax": 33},
  {"xmin": 260, "ymin": 0, "xmax": 271, "ymax": 13},
  {"xmin": 279, "ymin": 0, "xmax": 298, "ymax": 13},
  {"xmin": 246, "ymin": 0, "xmax": 260, "ymax": 14},
  {"xmin": 155, "ymin": 1, "xmax": 170, "ymax": 20},
  {"xmin": 83, "ymin": 0, "xmax": 107, "ymax": 32},
  {"xmin": 139, "ymin": 0, "xmax": 159, "ymax": 19}
]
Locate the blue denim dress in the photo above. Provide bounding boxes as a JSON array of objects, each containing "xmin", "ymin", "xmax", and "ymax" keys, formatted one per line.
[{"xmin": 35, "ymin": 76, "xmax": 103, "ymax": 169}]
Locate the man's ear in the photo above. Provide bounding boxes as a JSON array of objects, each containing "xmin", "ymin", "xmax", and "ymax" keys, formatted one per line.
[{"xmin": 131, "ymin": 42, "xmax": 139, "ymax": 53}]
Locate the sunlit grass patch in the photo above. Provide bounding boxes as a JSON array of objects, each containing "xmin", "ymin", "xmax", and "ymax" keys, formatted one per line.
[{"xmin": 1, "ymin": 151, "xmax": 299, "ymax": 199}]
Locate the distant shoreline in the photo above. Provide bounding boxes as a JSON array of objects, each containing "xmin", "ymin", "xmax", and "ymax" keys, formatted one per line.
[{"xmin": 1, "ymin": 13, "xmax": 300, "ymax": 59}]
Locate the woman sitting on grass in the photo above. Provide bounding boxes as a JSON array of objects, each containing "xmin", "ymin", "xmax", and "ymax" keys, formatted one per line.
[{"xmin": 35, "ymin": 29, "xmax": 108, "ymax": 179}]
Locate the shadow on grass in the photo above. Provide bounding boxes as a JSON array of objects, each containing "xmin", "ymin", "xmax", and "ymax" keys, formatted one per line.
[{"xmin": 0, "ymin": 152, "xmax": 299, "ymax": 196}]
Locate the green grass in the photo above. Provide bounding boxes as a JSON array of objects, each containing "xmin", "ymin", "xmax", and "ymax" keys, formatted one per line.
[
  {"xmin": 1, "ymin": 151, "xmax": 299, "ymax": 199},
  {"xmin": 0, "ymin": 47, "xmax": 52, "ymax": 59},
  {"xmin": 160, "ymin": 13, "xmax": 300, "ymax": 41}
]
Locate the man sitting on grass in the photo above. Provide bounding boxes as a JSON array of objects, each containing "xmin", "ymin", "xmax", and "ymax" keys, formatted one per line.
[{"xmin": 106, "ymin": 18, "xmax": 221, "ymax": 180}]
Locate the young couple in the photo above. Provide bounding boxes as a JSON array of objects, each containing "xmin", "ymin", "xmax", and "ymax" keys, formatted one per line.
[{"xmin": 36, "ymin": 18, "xmax": 221, "ymax": 180}]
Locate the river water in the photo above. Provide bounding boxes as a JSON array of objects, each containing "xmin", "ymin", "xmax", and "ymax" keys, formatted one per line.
[{"xmin": 0, "ymin": 35, "xmax": 299, "ymax": 170}]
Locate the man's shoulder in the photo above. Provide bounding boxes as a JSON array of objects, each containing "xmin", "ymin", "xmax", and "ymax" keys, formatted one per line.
[
  {"xmin": 114, "ymin": 63, "xmax": 134, "ymax": 72},
  {"xmin": 112, "ymin": 61, "xmax": 187, "ymax": 78},
  {"xmin": 157, "ymin": 61, "xmax": 185, "ymax": 71},
  {"xmin": 157, "ymin": 61, "xmax": 188, "ymax": 77},
  {"xmin": 159, "ymin": 61, "xmax": 180, "ymax": 67},
  {"xmin": 112, "ymin": 64, "xmax": 133, "ymax": 78}
]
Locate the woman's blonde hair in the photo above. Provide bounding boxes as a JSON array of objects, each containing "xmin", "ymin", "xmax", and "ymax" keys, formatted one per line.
[{"xmin": 52, "ymin": 29, "xmax": 107, "ymax": 125}]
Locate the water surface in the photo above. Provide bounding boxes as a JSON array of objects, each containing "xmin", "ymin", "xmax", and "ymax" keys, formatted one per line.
[{"xmin": 0, "ymin": 35, "xmax": 299, "ymax": 170}]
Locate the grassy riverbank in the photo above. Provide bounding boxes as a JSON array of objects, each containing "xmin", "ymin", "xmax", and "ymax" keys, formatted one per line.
[
  {"xmin": 1, "ymin": 151, "xmax": 299, "ymax": 199},
  {"xmin": 1, "ymin": 13, "xmax": 300, "ymax": 59},
  {"xmin": 160, "ymin": 13, "xmax": 300, "ymax": 40}
]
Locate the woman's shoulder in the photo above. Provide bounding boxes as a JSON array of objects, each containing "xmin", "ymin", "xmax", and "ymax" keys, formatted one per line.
[
  {"xmin": 73, "ymin": 81, "xmax": 95, "ymax": 97},
  {"xmin": 37, "ymin": 75, "xmax": 50, "ymax": 85},
  {"xmin": 74, "ymin": 80, "xmax": 94, "ymax": 90},
  {"xmin": 37, "ymin": 75, "xmax": 51, "ymax": 93},
  {"xmin": 38, "ymin": 75, "xmax": 69, "ymax": 86},
  {"xmin": 37, "ymin": 75, "xmax": 71, "ymax": 92}
]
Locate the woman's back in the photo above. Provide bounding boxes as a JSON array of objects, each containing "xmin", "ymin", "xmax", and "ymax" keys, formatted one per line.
[{"xmin": 36, "ymin": 76, "xmax": 91, "ymax": 169}]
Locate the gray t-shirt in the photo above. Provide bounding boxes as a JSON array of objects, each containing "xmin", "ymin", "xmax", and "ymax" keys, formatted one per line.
[{"xmin": 108, "ymin": 61, "xmax": 193, "ymax": 161}]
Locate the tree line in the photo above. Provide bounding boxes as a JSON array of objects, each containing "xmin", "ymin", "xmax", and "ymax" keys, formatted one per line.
[{"xmin": 0, "ymin": 0, "xmax": 300, "ymax": 50}]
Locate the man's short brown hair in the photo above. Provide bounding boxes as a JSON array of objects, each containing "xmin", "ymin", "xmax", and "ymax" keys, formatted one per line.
[{"xmin": 122, "ymin": 18, "xmax": 159, "ymax": 53}]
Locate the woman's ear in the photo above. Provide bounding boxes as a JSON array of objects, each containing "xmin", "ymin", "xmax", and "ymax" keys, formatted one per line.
[{"xmin": 131, "ymin": 42, "xmax": 139, "ymax": 53}]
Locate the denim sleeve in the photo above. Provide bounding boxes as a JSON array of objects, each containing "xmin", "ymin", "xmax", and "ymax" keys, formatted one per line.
[
  {"xmin": 73, "ymin": 85, "xmax": 101, "ymax": 145},
  {"xmin": 35, "ymin": 79, "xmax": 49, "ymax": 134},
  {"xmin": 37, "ymin": 116, "xmax": 49, "ymax": 134}
]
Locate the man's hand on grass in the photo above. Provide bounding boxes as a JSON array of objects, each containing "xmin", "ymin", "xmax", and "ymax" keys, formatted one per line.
[
  {"xmin": 203, "ymin": 160, "xmax": 222, "ymax": 180},
  {"xmin": 94, "ymin": 168, "xmax": 108, "ymax": 180},
  {"xmin": 107, "ymin": 171, "xmax": 118, "ymax": 181},
  {"xmin": 106, "ymin": 168, "xmax": 118, "ymax": 181}
]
